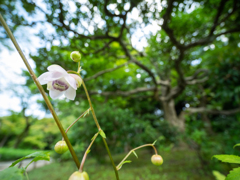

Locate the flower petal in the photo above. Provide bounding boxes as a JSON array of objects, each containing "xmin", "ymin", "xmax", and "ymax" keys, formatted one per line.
[
  {"xmin": 49, "ymin": 89, "xmax": 65, "ymax": 99},
  {"xmin": 47, "ymin": 64, "xmax": 68, "ymax": 75},
  {"xmin": 47, "ymin": 82, "xmax": 52, "ymax": 90},
  {"xmin": 69, "ymin": 74, "xmax": 82, "ymax": 88},
  {"xmin": 38, "ymin": 71, "xmax": 64, "ymax": 84},
  {"xmin": 38, "ymin": 72, "xmax": 51, "ymax": 85},
  {"xmin": 64, "ymin": 87, "xmax": 76, "ymax": 100},
  {"xmin": 64, "ymin": 75, "xmax": 77, "ymax": 90}
]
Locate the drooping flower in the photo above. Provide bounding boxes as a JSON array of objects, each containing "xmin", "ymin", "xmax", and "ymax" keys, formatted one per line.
[{"xmin": 38, "ymin": 64, "xmax": 81, "ymax": 100}]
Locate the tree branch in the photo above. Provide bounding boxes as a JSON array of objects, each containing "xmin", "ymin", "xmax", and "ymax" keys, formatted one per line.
[
  {"xmin": 88, "ymin": 86, "xmax": 156, "ymax": 97},
  {"xmin": 209, "ymin": 0, "xmax": 227, "ymax": 36},
  {"xmin": 85, "ymin": 60, "xmax": 133, "ymax": 81},
  {"xmin": 119, "ymin": 40, "xmax": 158, "ymax": 86},
  {"xmin": 33, "ymin": 3, "xmax": 115, "ymax": 41},
  {"xmin": 218, "ymin": 0, "xmax": 238, "ymax": 26},
  {"xmin": 185, "ymin": 107, "xmax": 240, "ymax": 115},
  {"xmin": 185, "ymin": 69, "xmax": 209, "ymax": 85},
  {"xmin": 162, "ymin": 0, "xmax": 183, "ymax": 49}
]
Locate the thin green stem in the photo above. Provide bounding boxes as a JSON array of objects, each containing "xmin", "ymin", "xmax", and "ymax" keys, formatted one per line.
[
  {"xmin": 81, "ymin": 79, "xmax": 120, "ymax": 180},
  {"xmin": 79, "ymin": 132, "xmax": 99, "ymax": 172},
  {"xmin": 25, "ymin": 171, "xmax": 29, "ymax": 180},
  {"xmin": 116, "ymin": 144, "xmax": 158, "ymax": 170},
  {"xmin": 65, "ymin": 108, "xmax": 91, "ymax": 134},
  {"xmin": 81, "ymin": 80, "xmax": 101, "ymax": 130},
  {"xmin": 0, "ymin": 14, "xmax": 80, "ymax": 168},
  {"xmin": 77, "ymin": 62, "xmax": 81, "ymax": 73}
]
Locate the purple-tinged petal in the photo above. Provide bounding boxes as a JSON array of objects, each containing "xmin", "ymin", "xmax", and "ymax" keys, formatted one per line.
[
  {"xmin": 49, "ymin": 89, "xmax": 65, "ymax": 99},
  {"xmin": 64, "ymin": 87, "xmax": 76, "ymax": 100},
  {"xmin": 64, "ymin": 75, "xmax": 77, "ymax": 90},
  {"xmin": 44, "ymin": 71, "xmax": 64, "ymax": 81},
  {"xmin": 38, "ymin": 72, "xmax": 51, "ymax": 85},
  {"xmin": 47, "ymin": 64, "xmax": 68, "ymax": 75}
]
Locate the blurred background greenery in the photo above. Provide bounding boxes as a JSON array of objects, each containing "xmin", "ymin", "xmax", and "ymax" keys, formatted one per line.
[{"xmin": 0, "ymin": 0, "xmax": 240, "ymax": 179}]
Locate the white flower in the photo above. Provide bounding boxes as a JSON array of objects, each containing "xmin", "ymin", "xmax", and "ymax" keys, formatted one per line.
[{"xmin": 38, "ymin": 64, "xmax": 81, "ymax": 100}]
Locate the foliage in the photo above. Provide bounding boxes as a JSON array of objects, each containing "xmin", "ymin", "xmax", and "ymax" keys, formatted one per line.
[
  {"xmin": 213, "ymin": 144, "xmax": 240, "ymax": 180},
  {"xmin": 212, "ymin": 170, "xmax": 226, "ymax": 180},
  {"xmin": 9, "ymin": 151, "xmax": 51, "ymax": 170},
  {"xmin": 28, "ymin": 149, "xmax": 214, "ymax": 180},
  {"xmin": 0, "ymin": 167, "xmax": 23, "ymax": 180},
  {"xmin": 0, "ymin": 151, "xmax": 50, "ymax": 180},
  {"xmin": 66, "ymin": 104, "xmax": 177, "ymax": 161},
  {"xmin": 0, "ymin": 148, "xmax": 39, "ymax": 161},
  {"xmin": 1, "ymin": 0, "xmax": 240, "ymax": 179}
]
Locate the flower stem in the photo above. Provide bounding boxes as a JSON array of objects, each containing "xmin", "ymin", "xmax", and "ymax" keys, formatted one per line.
[
  {"xmin": 116, "ymin": 144, "xmax": 158, "ymax": 170},
  {"xmin": 64, "ymin": 107, "xmax": 91, "ymax": 135},
  {"xmin": 25, "ymin": 171, "xmax": 29, "ymax": 180},
  {"xmin": 81, "ymin": 79, "xmax": 120, "ymax": 180},
  {"xmin": 79, "ymin": 132, "xmax": 99, "ymax": 172},
  {"xmin": 0, "ymin": 14, "xmax": 80, "ymax": 168},
  {"xmin": 77, "ymin": 62, "xmax": 81, "ymax": 73},
  {"xmin": 81, "ymin": 80, "xmax": 101, "ymax": 130}
]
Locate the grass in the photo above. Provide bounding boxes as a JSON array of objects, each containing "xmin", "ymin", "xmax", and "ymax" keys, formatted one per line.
[
  {"xmin": 28, "ymin": 149, "xmax": 214, "ymax": 180},
  {"xmin": 0, "ymin": 148, "xmax": 39, "ymax": 161}
]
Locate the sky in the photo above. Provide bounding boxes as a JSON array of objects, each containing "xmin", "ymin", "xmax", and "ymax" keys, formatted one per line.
[{"xmin": 0, "ymin": 32, "xmax": 45, "ymax": 117}]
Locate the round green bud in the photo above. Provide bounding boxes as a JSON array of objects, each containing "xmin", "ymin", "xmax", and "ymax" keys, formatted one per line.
[
  {"xmin": 70, "ymin": 51, "xmax": 81, "ymax": 62},
  {"xmin": 54, "ymin": 140, "xmax": 68, "ymax": 154},
  {"xmin": 151, "ymin": 154, "xmax": 163, "ymax": 166},
  {"xmin": 69, "ymin": 171, "xmax": 89, "ymax": 180}
]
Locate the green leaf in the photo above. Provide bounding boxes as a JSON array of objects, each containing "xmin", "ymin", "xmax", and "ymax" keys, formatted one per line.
[
  {"xmin": 213, "ymin": 155, "xmax": 240, "ymax": 164},
  {"xmin": 87, "ymin": 150, "xmax": 91, "ymax": 154},
  {"xmin": 0, "ymin": 167, "xmax": 24, "ymax": 180},
  {"xmin": 212, "ymin": 170, "xmax": 226, "ymax": 180},
  {"xmin": 226, "ymin": 167, "xmax": 240, "ymax": 180},
  {"xmin": 9, "ymin": 151, "xmax": 50, "ymax": 170},
  {"xmin": 83, "ymin": 108, "xmax": 91, "ymax": 118},
  {"xmin": 91, "ymin": 133, "xmax": 99, "ymax": 141},
  {"xmin": 118, "ymin": 160, "xmax": 132, "ymax": 170},
  {"xmin": 132, "ymin": 151, "xmax": 138, "ymax": 158},
  {"xmin": 99, "ymin": 130, "xmax": 106, "ymax": 139},
  {"xmin": 233, "ymin": 144, "xmax": 240, "ymax": 148},
  {"xmin": 152, "ymin": 140, "xmax": 158, "ymax": 145}
]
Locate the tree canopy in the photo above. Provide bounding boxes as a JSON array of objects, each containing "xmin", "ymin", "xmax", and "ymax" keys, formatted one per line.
[{"xmin": 1, "ymin": 0, "xmax": 240, "ymax": 150}]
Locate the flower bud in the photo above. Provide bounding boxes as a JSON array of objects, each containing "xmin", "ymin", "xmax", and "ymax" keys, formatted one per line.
[
  {"xmin": 70, "ymin": 51, "xmax": 81, "ymax": 62},
  {"xmin": 54, "ymin": 140, "xmax": 68, "ymax": 154},
  {"xmin": 69, "ymin": 74, "xmax": 82, "ymax": 88},
  {"xmin": 69, "ymin": 171, "xmax": 89, "ymax": 180},
  {"xmin": 151, "ymin": 154, "xmax": 163, "ymax": 166}
]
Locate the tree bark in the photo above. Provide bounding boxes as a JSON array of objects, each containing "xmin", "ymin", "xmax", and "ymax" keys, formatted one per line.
[
  {"xmin": 0, "ymin": 135, "xmax": 9, "ymax": 147},
  {"xmin": 162, "ymin": 99, "xmax": 185, "ymax": 132}
]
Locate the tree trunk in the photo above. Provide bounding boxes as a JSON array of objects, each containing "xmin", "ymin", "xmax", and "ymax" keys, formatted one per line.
[
  {"xmin": 199, "ymin": 85, "xmax": 214, "ymax": 134},
  {"xmin": 0, "ymin": 135, "xmax": 9, "ymax": 147},
  {"xmin": 162, "ymin": 99, "xmax": 185, "ymax": 132}
]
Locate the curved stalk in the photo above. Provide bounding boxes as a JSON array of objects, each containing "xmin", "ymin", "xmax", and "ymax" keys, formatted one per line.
[
  {"xmin": 116, "ymin": 144, "xmax": 158, "ymax": 170},
  {"xmin": 0, "ymin": 14, "xmax": 80, "ymax": 168},
  {"xmin": 79, "ymin": 132, "xmax": 99, "ymax": 172},
  {"xmin": 65, "ymin": 108, "xmax": 91, "ymax": 134},
  {"xmin": 81, "ymin": 80, "xmax": 120, "ymax": 180}
]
